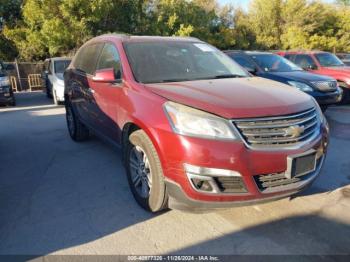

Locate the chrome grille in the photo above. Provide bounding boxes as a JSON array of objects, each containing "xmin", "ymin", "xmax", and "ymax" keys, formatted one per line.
[
  {"xmin": 311, "ymin": 80, "xmax": 337, "ymax": 92},
  {"xmin": 232, "ymin": 108, "xmax": 319, "ymax": 149}
]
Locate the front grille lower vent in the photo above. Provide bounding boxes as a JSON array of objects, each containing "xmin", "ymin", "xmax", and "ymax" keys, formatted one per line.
[
  {"xmin": 232, "ymin": 108, "xmax": 319, "ymax": 149},
  {"xmin": 214, "ymin": 177, "xmax": 247, "ymax": 193}
]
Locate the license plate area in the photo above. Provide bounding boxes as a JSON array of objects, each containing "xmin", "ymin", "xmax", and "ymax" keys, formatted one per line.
[{"xmin": 286, "ymin": 150, "xmax": 317, "ymax": 179}]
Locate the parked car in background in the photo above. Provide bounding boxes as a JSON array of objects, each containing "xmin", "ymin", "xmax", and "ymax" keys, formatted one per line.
[
  {"xmin": 64, "ymin": 35, "xmax": 329, "ymax": 212},
  {"xmin": 278, "ymin": 51, "xmax": 350, "ymax": 103},
  {"xmin": 0, "ymin": 61, "xmax": 16, "ymax": 106},
  {"xmin": 225, "ymin": 51, "xmax": 342, "ymax": 111},
  {"xmin": 43, "ymin": 57, "xmax": 71, "ymax": 105},
  {"xmin": 336, "ymin": 53, "xmax": 350, "ymax": 66}
]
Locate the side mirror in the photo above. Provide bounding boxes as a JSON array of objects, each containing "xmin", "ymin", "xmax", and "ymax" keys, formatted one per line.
[
  {"xmin": 303, "ymin": 64, "xmax": 317, "ymax": 71},
  {"xmin": 5, "ymin": 64, "xmax": 15, "ymax": 71},
  {"xmin": 245, "ymin": 67, "xmax": 257, "ymax": 75},
  {"xmin": 92, "ymin": 68, "xmax": 122, "ymax": 83}
]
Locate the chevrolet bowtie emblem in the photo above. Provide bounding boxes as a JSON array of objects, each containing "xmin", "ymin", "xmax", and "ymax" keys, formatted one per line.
[{"xmin": 284, "ymin": 125, "xmax": 305, "ymax": 138}]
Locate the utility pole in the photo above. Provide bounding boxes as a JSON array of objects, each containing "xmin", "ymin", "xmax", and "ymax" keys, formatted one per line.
[{"xmin": 14, "ymin": 58, "xmax": 23, "ymax": 91}]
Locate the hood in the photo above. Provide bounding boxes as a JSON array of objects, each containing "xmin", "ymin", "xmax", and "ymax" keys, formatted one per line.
[
  {"xmin": 324, "ymin": 66, "xmax": 350, "ymax": 72},
  {"xmin": 145, "ymin": 77, "xmax": 314, "ymax": 119},
  {"xmin": 318, "ymin": 66, "xmax": 350, "ymax": 82},
  {"xmin": 266, "ymin": 70, "xmax": 333, "ymax": 82}
]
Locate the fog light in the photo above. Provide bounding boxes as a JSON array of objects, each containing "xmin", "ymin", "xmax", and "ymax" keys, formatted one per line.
[
  {"xmin": 191, "ymin": 178, "xmax": 213, "ymax": 192},
  {"xmin": 184, "ymin": 163, "xmax": 246, "ymax": 194}
]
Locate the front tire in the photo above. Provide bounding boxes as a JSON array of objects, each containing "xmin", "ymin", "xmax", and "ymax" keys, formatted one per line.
[
  {"xmin": 320, "ymin": 105, "xmax": 328, "ymax": 112},
  {"xmin": 339, "ymin": 82, "xmax": 350, "ymax": 104},
  {"xmin": 65, "ymin": 102, "xmax": 90, "ymax": 142},
  {"xmin": 126, "ymin": 130, "xmax": 168, "ymax": 212}
]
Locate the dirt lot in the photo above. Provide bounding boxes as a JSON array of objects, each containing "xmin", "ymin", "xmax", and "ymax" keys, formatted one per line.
[{"xmin": 0, "ymin": 92, "xmax": 349, "ymax": 255}]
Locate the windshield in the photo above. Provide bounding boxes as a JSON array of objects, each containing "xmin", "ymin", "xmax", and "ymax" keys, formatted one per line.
[
  {"xmin": 54, "ymin": 60, "xmax": 71, "ymax": 74},
  {"xmin": 250, "ymin": 54, "xmax": 302, "ymax": 72},
  {"xmin": 315, "ymin": 53, "xmax": 344, "ymax": 67},
  {"xmin": 123, "ymin": 41, "xmax": 249, "ymax": 83}
]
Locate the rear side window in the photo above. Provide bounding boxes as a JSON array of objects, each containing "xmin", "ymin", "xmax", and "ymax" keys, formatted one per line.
[
  {"xmin": 294, "ymin": 55, "xmax": 317, "ymax": 68},
  {"xmin": 74, "ymin": 43, "xmax": 103, "ymax": 75},
  {"xmin": 96, "ymin": 43, "xmax": 121, "ymax": 79}
]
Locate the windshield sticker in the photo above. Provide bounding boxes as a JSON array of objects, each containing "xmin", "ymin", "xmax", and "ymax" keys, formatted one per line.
[{"xmin": 194, "ymin": 43, "xmax": 216, "ymax": 52}]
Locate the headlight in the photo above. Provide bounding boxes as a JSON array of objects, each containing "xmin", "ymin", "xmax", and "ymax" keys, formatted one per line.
[
  {"xmin": 288, "ymin": 81, "xmax": 313, "ymax": 92},
  {"xmin": 163, "ymin": 101, "xmax": 237, "ymax": 140},
  {"xmin": 312, "ymin": 98, "xmax": 326, "ymax": 125},
  {"xmin": 0, "ymin": 76, "xmax": 10, "ymax": 87}
]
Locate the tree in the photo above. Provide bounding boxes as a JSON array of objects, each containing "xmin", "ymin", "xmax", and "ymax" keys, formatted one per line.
[
  {"xmin": 336, "ymin": 0, "xmax": 350, "ymax": 5},
  {"xmin": 0, "ymin": 0, "xmax": 22, "ymax": 60}
]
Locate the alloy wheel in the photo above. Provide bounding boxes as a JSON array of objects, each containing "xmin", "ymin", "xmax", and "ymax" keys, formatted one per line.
[
  {"xmin": 66, "ymin": 106, "xmax": 75, "ymax": 137},
  {"xmin": 129, "ymin": 145, "xmax": 152, "ymax": 198}
]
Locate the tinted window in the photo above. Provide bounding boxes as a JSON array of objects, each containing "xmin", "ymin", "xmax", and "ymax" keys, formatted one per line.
[
  {"xmin": 74, "ymin": 43, "xmax": 103, "ymax": 75},
  {"xmin": 54, "ymin": 60, "xmax": 71, "ymax": 74},
  {"xmin": 315, "ymin": 53, "xmax": 344, "ymax": 67},
  {"xmin": 124, "ymin": 41, "xmax": 249, "ymax": 83},
  {"xmin": 96, "ymin": 43, "xmax": 121, "ymax": 79},
  {"xmin": 294, "ymin": 55, "xmax": 317, "ymax": 69},
  {"xmin": 249, "ymin": 54, "xmax": 302, "ymax": 72},
  {"xmin": 284, "ymin": 54, "xmax": 293, "ymax": 60},
  {"xmin": 230, "ymin": 55, "xmax": 256, "ymax": 70}
]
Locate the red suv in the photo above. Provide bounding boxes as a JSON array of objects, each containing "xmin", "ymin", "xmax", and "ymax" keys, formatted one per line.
[
  {"xmin": 278, "ymin": 51, "xmax": 350, "ymax": 103},
  {"xmin": 64, "ymin": 35, "xmax": 329, "ymax": 212}
]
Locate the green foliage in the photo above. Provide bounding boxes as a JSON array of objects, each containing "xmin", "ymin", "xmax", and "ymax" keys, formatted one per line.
[{"xmin": 1, "ymin": 0, "xmax": 350, "ymax": 61}]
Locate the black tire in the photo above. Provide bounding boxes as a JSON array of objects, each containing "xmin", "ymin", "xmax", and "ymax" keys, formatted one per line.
[
  {"xmin": 339, "ymin": 83, "xmax": 350, "ymax": 104},
  {"xmin": 126, "ymin": 129, "xmax": 168, "ymax": 212},
  {"xmin": 65, "ymin": 102, "xmax": 90, "ymax": 142},
  {"xmin": 9, "ymin": 98, "xmax": 16, "ymax": 107},
  {"xmin": 46, "ymin": 80, "xmax": 53, "ymax": 98},
  {"xmin": 53, "ymin": 89, "xmax": 59, "ymax": 105}
]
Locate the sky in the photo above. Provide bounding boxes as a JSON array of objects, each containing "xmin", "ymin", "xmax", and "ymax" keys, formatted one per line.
[{"xmin": 218, "ymin": 0, "xmax": 336, "ymax": 10}]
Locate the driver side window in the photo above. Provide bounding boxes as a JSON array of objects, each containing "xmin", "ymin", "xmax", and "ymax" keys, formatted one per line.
[{"xmin": 96, "ymin": 43, "xmax": 122, "ymax": 79}]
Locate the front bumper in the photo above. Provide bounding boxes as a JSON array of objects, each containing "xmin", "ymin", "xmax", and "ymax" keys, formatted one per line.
[
  {"xmin": 311, "ymin": 88, "xmax": 343, "ymax": 105},
  {"xmin": 154, "ymin": 122, "xmax": 329, "ymax": 211},
  {"xmin": 0, "ymin": 88, "xmax": 14, "ymax": 105},
  {"xmin": 166, "ymin": 155, "xmax": 325, "ymax": 212},
  {"xmin": 54, "ymin": 83, "xmax": 65, "ymax": 101}
]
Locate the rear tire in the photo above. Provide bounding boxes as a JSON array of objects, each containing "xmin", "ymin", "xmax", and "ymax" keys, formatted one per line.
[
  {"xmin": 320, "ymin": 105, "xmax": 328, "ymax": 112},
  {"xmin": 125, "ymin": 129, "xmax": 168, "ymax": 212},
  {"xmin": 53, "ymin": 89, "xmax": 59, "ymax": 105},
  {"xmin": 65, "ymin": 102, "xmax": 90, "ymax": 142},
  {"xmin": 9, "ymin": 98, "xmax": 16, "ymax": 107}
]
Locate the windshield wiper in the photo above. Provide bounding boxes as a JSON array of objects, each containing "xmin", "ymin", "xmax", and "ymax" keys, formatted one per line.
[
  {"xmin": 160, "ymin": 78, "xmax": 192, "ymax": 83},
  {"xmin": 212, "ymin": 74, "xmax": 246, "ymax": 79}
]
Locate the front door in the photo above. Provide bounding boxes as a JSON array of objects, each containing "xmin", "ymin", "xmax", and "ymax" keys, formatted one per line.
[{"xmin": 91, "ymin": 43, "xmax": 123, "ymax": 143}]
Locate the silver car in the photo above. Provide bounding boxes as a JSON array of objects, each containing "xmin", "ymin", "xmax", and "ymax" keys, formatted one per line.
[{"xmin": 43, "ymin": 57, "xmax": 71, "ymax": 104}]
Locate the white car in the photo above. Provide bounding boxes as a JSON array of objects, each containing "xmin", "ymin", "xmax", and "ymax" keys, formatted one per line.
[{"xmin": 43, "ymin": 57, "xmax": 71, "ymax": 105}]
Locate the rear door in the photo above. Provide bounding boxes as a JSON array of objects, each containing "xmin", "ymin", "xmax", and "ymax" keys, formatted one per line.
[{"xmin": 71, "ymin": 43, "xmax": 104, "ymax": 127}]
